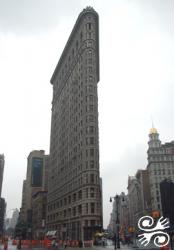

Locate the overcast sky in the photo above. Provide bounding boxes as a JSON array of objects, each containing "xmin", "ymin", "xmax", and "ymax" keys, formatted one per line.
[{"xmin": 0, "ymin": 0, "xmax": 174, "ymax": 227}]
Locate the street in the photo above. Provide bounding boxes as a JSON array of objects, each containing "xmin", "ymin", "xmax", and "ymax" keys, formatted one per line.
[{"xmin": 0, "ymin": 241, "xmax": 161, "ymax": 250}]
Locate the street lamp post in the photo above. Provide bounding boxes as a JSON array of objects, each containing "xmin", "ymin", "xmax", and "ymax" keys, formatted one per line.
[{"xmin": 110, "ymin": 195, "xmax": 120, "ymax": 249}]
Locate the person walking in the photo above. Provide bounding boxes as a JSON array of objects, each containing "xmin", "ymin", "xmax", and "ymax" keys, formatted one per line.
[{"xmin": 17, "ymin": 239, "xmax": 21, "ymax": 250}]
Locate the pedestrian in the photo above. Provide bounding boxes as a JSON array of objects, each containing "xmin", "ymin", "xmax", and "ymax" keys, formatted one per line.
[
  {"xmin": 64, "ymin": 241, "xmax": 67, "ymax": 249},
  {"xmin": 52, "ymin": 238, "xmax": 59, "ymax": 250},
  {"xmin": 17, "ymin": 239, "xmax": 21, "ymax": 250}
]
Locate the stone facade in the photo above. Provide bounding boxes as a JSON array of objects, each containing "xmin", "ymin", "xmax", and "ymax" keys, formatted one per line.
[
  {"xmin": 20, "ymin": 180, "xmax": 27, "ymax": 222},
  {"xmin": 147, "ymin": 127, "xmax": 174, "ymax": 214},
  {"xmin": 20, "ymin": 151, "xmax": 49, "ymax": 226},
  {"xmin": 47, "ymin": 7, "xmax": 102, "ymax": 240},
  {"xmin": 127, "ymin": 176, "xmax": 142, "ymax": 227},
  {"xmin": 32, "ymin": 191, "xmax": 47, "ymax": 239},
  {"xmin": 0, "ymin": 197, "xmax": 6, "ymax": 236},
  {"xmin": 0, "ymin": 154, "xmax": 4, "ymax": 198},
  {"xmin": 127, "ymin": 169, "xmax": 151, "ymax": 228},
  {"xmin": 10, "ymin": 208, "xmax": 19, "ymax": 229}
]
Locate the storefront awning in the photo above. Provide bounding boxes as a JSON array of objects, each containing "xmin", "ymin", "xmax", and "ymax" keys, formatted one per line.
[{"xmin": 46, "ymin": 230, "xmax": 57, "ymax": 236}]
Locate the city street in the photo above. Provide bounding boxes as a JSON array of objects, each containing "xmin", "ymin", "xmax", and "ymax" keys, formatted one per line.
[{"xmin": 0, "ymin": 241, "xmax": 161, "ymax": 250}]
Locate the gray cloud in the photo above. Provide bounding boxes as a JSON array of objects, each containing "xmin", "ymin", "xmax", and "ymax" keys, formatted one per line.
[
  {"xmin": 0, "ymin": 0, "xmax": 84, "ymax": 34},
  {"xmin": 136, "ymin": 0, "xmax": 174, "ymax": 36}
]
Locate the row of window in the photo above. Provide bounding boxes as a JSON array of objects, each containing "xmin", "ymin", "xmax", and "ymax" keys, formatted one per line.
[
  {"xmin": 47, "ymin": 202, "xmax": 99, "ymax": 222},
  {"xmin": 57, "ymin": 23, "xmax": 95, "ymax": 83},
  {"xmin": 47, "ymin": 219, "xmax": 99, "ymax": 231},
  {"xmin": 48, "ymin": 185, "xmax": 99, "ymax": 212},
  {"xmin": 151, "ymin": 169, "xmax": 174, "ymax": 175}
]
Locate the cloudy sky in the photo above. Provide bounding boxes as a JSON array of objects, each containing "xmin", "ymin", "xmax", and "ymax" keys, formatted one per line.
[{"xmin": 0, "ymin": 0, "xmax": 174, "ymax": 227}]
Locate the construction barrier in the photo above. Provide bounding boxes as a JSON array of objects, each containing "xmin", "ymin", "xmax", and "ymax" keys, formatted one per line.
[
  {"xmin": 46, "ymin": 240, "xmax": 52, "ymax": 248},
  {"xmin": 12, "ymin": 240, "xmax": 17, "ymax": 245},
  {"xmin": 83, "ymin": 240, "xmax": 93, "ymax": 247}
]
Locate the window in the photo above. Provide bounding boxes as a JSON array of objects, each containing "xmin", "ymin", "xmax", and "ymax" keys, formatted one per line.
[
  {"xmin": 88, "ymin": 49, "xmax": 92, "ymax": 55},
  {"xmin": 86, "ymin": 137, "xmax": 94, "ymax": 145},
  {"xmin": 72, "ymin": 49, "xmax": 74, "ymax": 56},
  {"xmin": 80, "ymin": 31, "xmax": 83, "ymax": 42},
  {"xmin": 86, "ymin": 188, "xmax": 88, "ymax": 198},
  {"xmin": 91, "ymin": 203, "xmax": 95, "ymax": 213},
  {"xmin": 90, "ymin": 187, "xmax": 95, "ymax": 198},
  {"xmin": 73, "ymin": 207, "xmax": 76, "ymax": 216},
  {"xmin": 91, "ymin": 220, "xmax": 95, "ymax": 226},
  {"xmin": 76, "ymin": 41, "xmax": 79, "ymax": 50},
  {"xmin": 85, "ymin": 174, "xmax": 88, "ymax": 184},
  {"xmin": 87, "ymin": 23, "xmax": 91, "ymax": 30},
  {"xmin": 90, "ymin": 137, "xmax": 94, "ymax": 145},
  {"xmin": 90, "ymin": 126, "xmax": 94, "ymax": 132},
  {"xmin": 90, "ymin": 148, "xmax": 94, "ymax": 157},
  {"xmin": 86, "ymin": 126, "xmax": 94, "ymax": 133},
  {"xmin": 88, "ymin": 58, "xmax": 92, "ymax": 64},
  {"xmin": 90, "ymin": 160, "xmax": 94, "ymax": 168},
  {"xmin": 86, "ymin": 161, "xmax": 88, "ymax": 169},
  {"xmin": 90, "ymin": 174, "xmax": 94, "ymax": 183},
  {"xmin": 89, "ymin": 76, "xmax": 93, "ymax": 83},
  {"xmin": 73, "ymin": 193, "xmax": 76, "ymax": 202},
  {"xmin": 78, "ymin": 205, "xmax": 82, "ymax": 214},
  {"xmin": 89, "ymin": 67, "xmax": 92, "ymax": 73},
  {"xmin": 86, "ymin": 203, "xmax": 88, "ymax": 214},
  {"xmin": 78, "ymin": 190, "xmax": 82, "ymax": 200}
]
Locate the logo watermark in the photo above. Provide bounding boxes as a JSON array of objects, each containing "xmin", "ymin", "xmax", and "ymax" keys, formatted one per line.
[{"xmin": 138, "ymin": 216, "xmax": 170, "ymax": 248}]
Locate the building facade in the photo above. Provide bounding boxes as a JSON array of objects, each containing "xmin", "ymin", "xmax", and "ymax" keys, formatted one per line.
[
  {"xmin": 127, "ymin": 176, "xmax": 142, "ymax": 227},
  {"xmin": 127, "ymin": 169, "xmax": 151, "ymax": 228},
  {"xmin": 32, "ymin": 191, "xmax": 47, "ymax": 239},
  {"xmin": 47, "ymin": 7, "xmax": 102, "ymax": 240},
  {"xmin": 147, "ymin": 127, "xmax": 174, "ymax": 214},
  {"xmin": 135, "ymin": 169, "xmax": 151, "ymax": 215},
  {"xmin": 20, "ymin": 151, "xmax": 49, "ymax": 228},
  {"xmin": 10, "ymin": 209, "xmax": 19, "ymax": 229},
  {"xmin": 0, "ymin": 154, "xmax": 5, "ymax": 198},
  {"xmin": 0, "ymin": 198, "xmax": 6, "ymax": 236},
  {"xmin": 20, "ymin": 180, "xmax": 27, "ymax": 222},
  {"xmin": 160, "ymin": 179, "xmax": 174, "ymax": 224}
]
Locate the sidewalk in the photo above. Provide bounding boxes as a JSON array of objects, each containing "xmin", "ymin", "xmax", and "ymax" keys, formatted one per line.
[{"xmin": 3, "ymin": 241, "xmax": 137, "ymax": 250}]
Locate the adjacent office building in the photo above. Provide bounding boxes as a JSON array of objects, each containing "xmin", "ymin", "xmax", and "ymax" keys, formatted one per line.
[
  {"xmin": 47, "ymin": 7, "xmax": 102, "ymax": 240},
  {"xmin": 20, "ymin": 150, "xmax": 49, "ymax": 226},
  {"xmin": 127, "ymin": 170, "xmax": 151, "ymax": 227},
  {"xmin": 32, "ymin": 191, "xmax": 47, "ymax": 239},
  {"xmin": 160, "ymin": 179, "xmax": 174, "ymax": 224},
  {"xmin": 0, "ymin": 198, "xmax": 6, "ymax": 236},
  {"xmin": 0, "ymin": 154, "xmax": 4, "ymax": 198},
  {"xmin": 10, "ymin": 209, "xmax": 19, "ymax": 229},
  {"xmin": 0, "ymin": 155, "xmax": 5, "ymax": 236},
  {"xmin": 147, "ymin": 127, "xmax": 174, "ymax": 214}
]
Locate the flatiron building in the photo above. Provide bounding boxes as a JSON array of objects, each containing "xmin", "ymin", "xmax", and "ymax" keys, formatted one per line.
[{"xmin": 47, "ymin": 7, "xmax": 102, "ymax": 240}]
